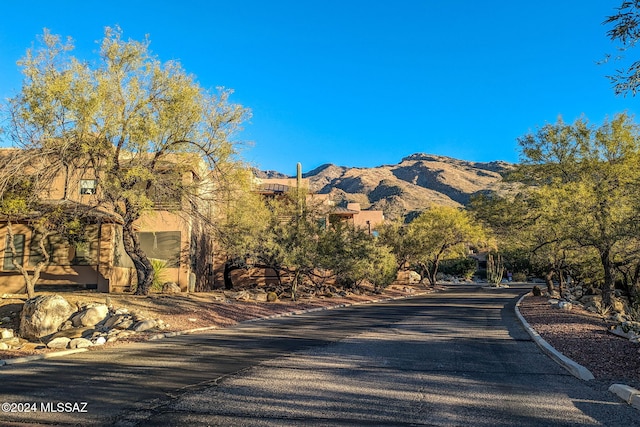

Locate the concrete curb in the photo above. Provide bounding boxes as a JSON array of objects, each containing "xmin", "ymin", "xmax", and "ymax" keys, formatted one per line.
[
  {"xmin": 515, "ymin": 292, "xmax": 595, "ymax": 381},
  {"xmin": 609, "ymin": 384, "xmax": 640, "ymax": 410},
  {"xmin": 1, "ymin": 348, "xmax": 88, "ymax": 365},
  {"xmin": 0, "ymin": 290, "xmax": 430, "ymax": 366},
  {"xmin": 517, "ymin": 292, "xmax": 640, "ymax": 411}
]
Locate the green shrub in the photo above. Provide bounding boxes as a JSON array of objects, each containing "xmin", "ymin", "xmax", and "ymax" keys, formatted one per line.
[
  {"xmin": 512, "ymin": 272, "xmax": 527, "ymax": 282},
  {"xmin": 439, "ymin": 257, "xmax": 477, "ymax": 279},
  {"xmin": 149, "ymin": 258, "xmax": 168, "ymax": 292}
]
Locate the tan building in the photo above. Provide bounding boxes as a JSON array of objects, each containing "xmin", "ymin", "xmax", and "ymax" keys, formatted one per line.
[
  {"xmin": 0, "ymin": 150, "xmax": 213, "ymax": 294},
  {"xmin": 328, "ymin": 202, "xmax": 384, "ymax": 234}
]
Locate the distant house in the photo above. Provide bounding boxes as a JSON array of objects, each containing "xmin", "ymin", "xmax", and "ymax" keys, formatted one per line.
[
  {"xmin": 0, "ymin": 149, "xmax": 214, "ymax": 294},
  {"xmin": 328, "ymin": 203, "xmax": 384, "ymax": 235},
  {"xmin": 254, "ymin": 176, "xmax": 384, "ymax": 233}
]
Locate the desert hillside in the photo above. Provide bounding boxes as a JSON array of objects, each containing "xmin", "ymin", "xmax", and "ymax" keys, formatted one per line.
[{"xmin": 258, "ymin": 153, "xmax": 515, "ymax": 219}]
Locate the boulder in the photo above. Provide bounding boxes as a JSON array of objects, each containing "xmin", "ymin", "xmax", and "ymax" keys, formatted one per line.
[
  {"xmin": 162, "ymin": 282, "xmax": 181, "ymax": 294},
  {"xmin": 72, "ymin": 304, "xmax": 109, "ymax": 327},
  {"xmin": 104, "ymin": 313, "xmax": 134, "ymax": 329},
  {"xmin": 19, "ymin": 295, "xmax": 75, "ymax": 340},
  {"xmin": 0, "ymin": 328, "xmax": 14, "ymax": 339},
  {"xmin": 579, "ymin": 294, "xmax": 603, "ymax": 310},
  {"xmin": 133, "ymin": 319, "xmax": 157, "ymax": 332},
  {"xmin": 0, "ymin": 337, "xmax": 20, "ymax": 348},
  {"xmin": 69, "ymin": 338, "xmax": 93, "ymax": 349},
  {"xmin": 226, "ymin": 290, "xmax": 251, "ymax": 301},
  {"xmin": 253, "ymin": 292, "xmax": 268, "ymax": 302},
  {"xmin": 47, "ymin": 336, "xmax": 70, "ymax": 349},
  {"xmin": 407, "ymin": 271, "xmax": 421, "ymax": 284},
  {"xmin": 51, "ymin": 327, "xmax": 95, "ymax": 340},
  {"xmin": 558, "ymin": 301, "xmax": 573, "ymax": 311}
]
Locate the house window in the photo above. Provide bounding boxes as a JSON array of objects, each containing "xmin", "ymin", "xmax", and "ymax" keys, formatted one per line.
[
  {"xmin": 80, "ymin": 179, "xmax": 97, "ymax": 195},
  {"xmin": 4, "ymin": 234, "xmax": 25, "ymax": 271},
  {"xmin": 138, "ymin": 231, "xmax": 181, "ymax": 268}
]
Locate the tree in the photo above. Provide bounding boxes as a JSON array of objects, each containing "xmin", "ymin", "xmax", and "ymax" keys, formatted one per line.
[
  {"xmin": 317, "ymin": 222, "xmax": 397, "ymax": 291},
  {"xmin": 604, "ymin": 0, "xmax": 640, "ymax": 95},
  {"xmin": 405, "ymin": 206, "xmax": 486, "ymax": 287},
  {"xmin": 215, "ymin": 169, "xmax": 273, "ymax": 289},
  {"xmin": 516, "ymin": 113, "xmax": 640, "ymax": 307},
  {"xmin": 6, "ymin": 28, "xmax": 249, "ymax": 295}
]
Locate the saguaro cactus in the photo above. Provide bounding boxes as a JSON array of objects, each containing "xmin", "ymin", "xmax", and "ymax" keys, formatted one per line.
[{"xmin": 487, "ymin": 253, "xmax": 504, "ymax": 285}]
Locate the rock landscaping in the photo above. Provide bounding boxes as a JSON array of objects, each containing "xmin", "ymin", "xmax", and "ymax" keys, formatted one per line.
[
  {"xmin": 542, "ymin": 283, "xmax": 640, "ymax": 345},
  {"xmin": 0, "ymin": 294, "xmax": 169, "ymax": 352}
]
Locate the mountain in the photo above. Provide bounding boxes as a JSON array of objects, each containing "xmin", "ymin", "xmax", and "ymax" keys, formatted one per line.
[{"xmin": 264, "ymin": 153, "xmax": 516, "ymax": 220}]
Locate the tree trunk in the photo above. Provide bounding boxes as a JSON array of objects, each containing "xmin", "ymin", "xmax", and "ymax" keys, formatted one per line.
[
  {"xmin": 223, "ymin": 260, "xmax": 241, "ymax": 290},
  {"xmin": 291, "ymin": 271, "xmax": 300, "ymax": 301},
  {"xmin": 6, "ymin": 221, "xmax": 51, "ymax": 299},
  {"xmin": 600, "ymin": 248, "xmax": 616, "ymax": 308},
  {"xmin": 121, "ymin": 221, "xmax": 154, "ymax": 295},
  {"xmin": 427, "ymin": 259, "xmax": 440, "ymax": 288},
  {"xmin": 545, "ymin": 269, "xmax": 555, "ymax": 295},
  {"xmin": 557, "ymin": 269, "xmax": 565, "ymax": 296}
]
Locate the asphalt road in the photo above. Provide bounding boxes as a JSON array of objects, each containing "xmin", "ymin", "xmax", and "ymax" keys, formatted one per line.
[{"xmin": 1, "ymin": 284, "xmax": 638, "ymax": 426}]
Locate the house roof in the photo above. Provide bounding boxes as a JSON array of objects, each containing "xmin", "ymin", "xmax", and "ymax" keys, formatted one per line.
[
  {"xmin": 330, "ymin": 207, "xmax": 359, "ymax": 216},
  {"xmin": 256, "ymin": 183, "xmax": 290, "ymax": 194}
]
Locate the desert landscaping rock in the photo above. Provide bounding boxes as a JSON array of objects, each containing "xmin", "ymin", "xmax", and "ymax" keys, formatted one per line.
[
  {"xmin": 133, "ymin": 319, "xmax": 157, "ymax": 332},
  {"xmin": 72, "ymin": 303, "xmax": 109, "ymax": 327},
  {"xmin": 19, "ymin": 295, "xmax": 75, "ymax": 340},
  {"xmin": 69, "ymin": 337, "xmax": 93, "ymax": 349},
  {"xmin": 47, "ymin": 336, "xmax": 71, "ymax": 349},
  {"xmin": 51, "ymin": 326, "xmax": 95, "ymax": 340},
  {"xmin": 253, "ymin": 291, "xmax": 268, "ymax": 302},
  {"xmin": 162, "ymin": 282, "xmax": 181, "ymax": 294},
  {"xmin": 0, "ymin": 337, "xmax": 19, "ymax": 349}
]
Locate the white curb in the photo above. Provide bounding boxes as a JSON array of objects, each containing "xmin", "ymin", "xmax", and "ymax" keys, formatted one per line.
[{"xmin": 515, "ymin": 292, "xmax": 595, "ymax": 381}]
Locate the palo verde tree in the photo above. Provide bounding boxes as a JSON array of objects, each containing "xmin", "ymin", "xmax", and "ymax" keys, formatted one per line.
[
  {"xmin": 6, "ymin": 28, "xmax": 249, "ymax": 295},
  {"xmin": 516, "ymin": 113, "xmax": 640, "ymax": 307},
  {"xmin": 405, "ymin": 205, "xmax": 487, "ymax": 287}
]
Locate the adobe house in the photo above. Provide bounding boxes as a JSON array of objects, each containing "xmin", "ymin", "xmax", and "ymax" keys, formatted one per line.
[
  {"xmin": 328, "ymin": 202, "xmax": 384, "ymax": 235},
  {"xmin": 0, "ymin": 150, "xmax": 214, "ymax": 294}
]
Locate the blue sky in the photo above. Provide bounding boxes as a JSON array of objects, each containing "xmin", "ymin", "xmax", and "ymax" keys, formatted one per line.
[{"xmin": 0, "ymin": 1, "xmax": 637, "ymax": 175}]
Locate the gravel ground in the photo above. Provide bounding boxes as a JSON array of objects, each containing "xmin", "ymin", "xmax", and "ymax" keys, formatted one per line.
[{"xmin": 518, "ymin": 295, "xmax": 640, "ymax": 390}]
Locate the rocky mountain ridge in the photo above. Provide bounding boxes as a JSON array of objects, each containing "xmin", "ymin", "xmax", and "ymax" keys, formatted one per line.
[{"xmin": 257, "ymin": 153, "xmax": 515, "ymax": 219}]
